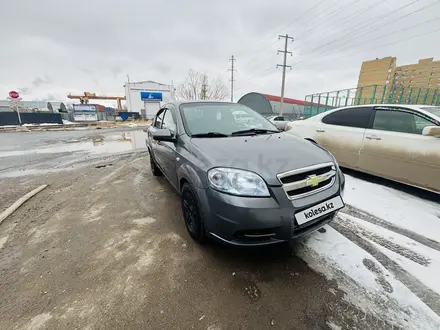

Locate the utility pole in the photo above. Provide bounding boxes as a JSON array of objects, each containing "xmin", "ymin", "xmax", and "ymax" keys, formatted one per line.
[
  {"xmin": 276, "ymin": 34, "xmax": 294, "ymax": 115},
  {"xmin": 126, "ymin": 74, "xmax": 133, "ymax": 112},
  {"xmin": 201, "ymin": 74, "xmax": 208, "ymax": 100},
  {"xmin": 229, "ymin": 55, "xmax": 236, "ymax": 102}
]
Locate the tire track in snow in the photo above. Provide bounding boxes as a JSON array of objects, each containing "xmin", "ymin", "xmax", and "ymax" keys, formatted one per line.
[
  {"xmin": 331, "ymin": 221, "xmax": 440, "ymax": 316},
  {"xmin": 342, "ymin": 204, "xmax": 440, "ymax": 252},
  {"xmin": 338, "ymin": 214, "xmax": 431, "ymax": 266}
]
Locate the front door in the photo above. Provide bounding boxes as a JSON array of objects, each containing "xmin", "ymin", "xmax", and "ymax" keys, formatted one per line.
[
  {"xmin": 158, "ymin": 106, "xmax": 178, "ymax": 189},
  {"xmin": 358, "ymin": 107, "xmax": 440, "ymax": 191},
  {"xmin": 150, "ymin": 109, "xmax": 166, "ymax": 169}
]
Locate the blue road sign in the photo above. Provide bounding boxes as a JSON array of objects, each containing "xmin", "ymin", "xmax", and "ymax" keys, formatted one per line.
[{"xmin": 140, "ymin": 91, "xmax": 163, "ymax": 102}]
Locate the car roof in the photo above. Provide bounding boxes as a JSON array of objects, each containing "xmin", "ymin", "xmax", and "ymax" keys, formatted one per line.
[
  {"xmin": 169, "ymin": 100, "xmax": 238, "ymax": 107},
  {"xmin": 309, "ymin": 103, "xmax": 439, "ymax": 121}
]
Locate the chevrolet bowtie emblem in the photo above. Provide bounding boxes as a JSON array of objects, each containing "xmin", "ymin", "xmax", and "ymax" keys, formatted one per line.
[{"xmin": 306, "ymin": 174, "xmax": 325, "ymax": 187}]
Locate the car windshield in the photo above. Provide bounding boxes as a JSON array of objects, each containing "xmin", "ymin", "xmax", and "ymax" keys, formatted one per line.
[
  {"xmin": 180, "ymin": 103, "xmax": 278, "ymax": 136},
  {"xmin": 421, "ymin": 106, "xmax": 440, "ymax": 118}
]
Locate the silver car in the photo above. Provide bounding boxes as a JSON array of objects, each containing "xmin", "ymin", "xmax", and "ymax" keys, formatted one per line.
[
  {"xmin": 267, "ymin": 115, "xmax": 293, "ymax": 131},
  {"xmin": 285, "ymin": 104, "xmax": 440, "ymax": 193}
]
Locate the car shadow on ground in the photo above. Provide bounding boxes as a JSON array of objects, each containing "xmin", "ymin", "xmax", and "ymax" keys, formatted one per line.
[
  {"xmin": 342, "ymin": 167, "xmax": 439, "ymax": 203},
  {"xmin": 202, "ymin": 237, "xmax": 313, "ymax": 280}
]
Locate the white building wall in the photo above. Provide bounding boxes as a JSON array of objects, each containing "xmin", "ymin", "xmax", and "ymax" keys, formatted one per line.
[{"xmin": 124, "ymin": 80, "xmax": 174, "ymax": 119}]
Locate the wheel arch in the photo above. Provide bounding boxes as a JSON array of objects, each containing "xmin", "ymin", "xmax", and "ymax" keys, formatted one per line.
[{"xmin": 177, "ymin": 163, "xmax": 205, "ymax": 191}]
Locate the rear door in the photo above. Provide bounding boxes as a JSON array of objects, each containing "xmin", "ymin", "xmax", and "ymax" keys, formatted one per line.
[
  {"xmin": 316, "ymin": 107, "xmax": 374, "ymax": 168},
  {"xmin": 358, "ymin": 107, "xmax": 440, "ymax": 191}
]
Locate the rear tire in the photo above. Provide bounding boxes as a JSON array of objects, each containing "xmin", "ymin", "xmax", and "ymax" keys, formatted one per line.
[
  {"xmin": 181, "ymin": 183, "xmax": 206, "ymax": 243},
  {"xmin": 149, "ymin": 150, "xmax": 162, "ymax": 176}
]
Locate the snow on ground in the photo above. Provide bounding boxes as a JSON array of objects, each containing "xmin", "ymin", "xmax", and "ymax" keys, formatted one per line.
[
  {"xmin": 298, "ymin": 174, "xmax": 440, "ymax": 329},
  {"xmin": 343, "ymin": 174, "xmax": 440, "ymax": 242}
]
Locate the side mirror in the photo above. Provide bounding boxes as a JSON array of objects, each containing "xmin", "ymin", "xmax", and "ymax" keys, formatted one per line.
[
  {"xmin": 152, "ymin": 128, "xmax": 176, "ymax": 142},
  {"xmin": 422, "ymin": 126, "xmax": 440, "ymax": 137}
]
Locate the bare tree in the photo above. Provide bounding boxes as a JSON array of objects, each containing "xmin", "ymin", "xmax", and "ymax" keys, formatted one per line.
[{"xmin": 175, "ymin": 70, "xmax": 229, "ymax": 101}]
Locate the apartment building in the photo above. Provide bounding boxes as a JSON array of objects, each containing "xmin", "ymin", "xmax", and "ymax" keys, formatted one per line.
[{"xmin": 356, "ymin": 57, "xmax": 440, "ymax": 105}]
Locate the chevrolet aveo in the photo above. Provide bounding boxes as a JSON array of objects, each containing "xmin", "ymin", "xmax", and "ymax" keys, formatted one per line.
[{"xmin": 147, "ymin": 101, "xmax": 345, "ymax": 246}]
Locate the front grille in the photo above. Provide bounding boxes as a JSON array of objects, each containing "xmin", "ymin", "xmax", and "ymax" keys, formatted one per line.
[{"xmin": 277, "ymin": 162, "xmax": 336, "ymax": 200}]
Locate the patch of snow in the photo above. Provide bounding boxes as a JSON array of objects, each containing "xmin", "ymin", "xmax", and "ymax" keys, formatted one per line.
[
  {"xmin": 40, "ymin": 123, "xmax": 61, "ymax": 126},
  {"xmin": 298, "ymin": 225, "xmax": 440, "ymax": 330},
  {"xmin": 22, "ymin": 123, "xmax": 38, "ymax": 127},
  {"xmin": 23, "ymin": 313, "xmax": 52, "ymax": 330},
  {"xmin": 0, "ymin": 125, "xmax": 17, "ymax": 128},
  {"xmin": 0, "ymin": 236, "xmax": 8, "ymax": 250},
  {"xmin": 133, "ymin": 217, "xmax": 156, "ymax": 225},
  {"xmin": 62, "ymin": 119, "xmax": 74, "ymax": 125},
  {"xmin": 343, "ymin": 174, "xmax": 440, "ymax": 242},
  {"xmin": 339, "ymin": 212, "xmax": 440, "ymax": 295},
  {"xmin": 364, "ymin": 224, "xmax": 440, "ymax": 289}
]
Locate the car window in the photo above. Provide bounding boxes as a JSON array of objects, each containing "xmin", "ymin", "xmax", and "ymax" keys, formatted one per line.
[
  {"xmin": 283, "ymin": 116, "xmax": 292, "ymax": 121},
  {"xmin": 154, "ymin": 109, "xmax": 165, "ymax": 128},
  {"xmin": 274, "ymin": 116, "xmax": 284, "ymax": 121},
  {"xmin": 162, "ymin": 109, "xmax": 176, "ymax": 134},
  {"xmin": 180, "ymin": 102, "xmax": 277, "ymax": 135},
  {"xmin": 373, "ymin": 110, "xmax": 435, "ymax": 135},
  {"xmin": 322, "ymin": 107, "xmax": 374, "ymax": 128}
]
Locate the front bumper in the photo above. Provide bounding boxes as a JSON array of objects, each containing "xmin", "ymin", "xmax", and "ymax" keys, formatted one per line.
[{"xmin": 194, "ymin": 173, "xmax": 344, "ymax": 246}]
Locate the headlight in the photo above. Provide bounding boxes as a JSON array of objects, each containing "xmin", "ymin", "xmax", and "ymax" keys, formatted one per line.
[
  {"xmin": 284, "ymin": 125, "xmax": 292, "ymax": 131},
  {"xmin": 207, "ymin": 168, "xmax": 270, "ymax": 197}
]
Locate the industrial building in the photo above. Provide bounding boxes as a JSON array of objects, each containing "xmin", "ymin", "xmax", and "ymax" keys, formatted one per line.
[
  {"xmin": 237, "ymin": 92, "xmax": 326, "ymax": 118},
  {"xmin": 356, "ymin": 57, "xmax": 440, "ymax": 105},
  {"xmin": 124, "ymin": 80, "xmax": 174, "ymax": 119}
]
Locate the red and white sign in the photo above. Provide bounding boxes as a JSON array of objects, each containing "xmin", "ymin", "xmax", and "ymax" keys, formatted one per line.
[{"xmin": 9, "ymin": 91, "xmax": 19, "ymax": 99}]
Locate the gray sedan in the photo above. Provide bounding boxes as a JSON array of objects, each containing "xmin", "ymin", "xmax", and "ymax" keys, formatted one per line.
[{"xmin": 147, "ymin": 101, "xmax": 345, "ymax": 246}]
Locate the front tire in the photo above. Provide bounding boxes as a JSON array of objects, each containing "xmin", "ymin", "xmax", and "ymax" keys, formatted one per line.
[
  {"xmin": 181, "ymin": 183, "xmax": 206, "ymax": 243},
  {"xmin": 149, "ymin": 150, "xmax": 162, "ymax": 176}
]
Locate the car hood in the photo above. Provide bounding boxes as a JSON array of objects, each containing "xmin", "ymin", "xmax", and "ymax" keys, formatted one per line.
[{"xmin": 190, "ymin": 133, "xmax": 334, "ymax": 186}]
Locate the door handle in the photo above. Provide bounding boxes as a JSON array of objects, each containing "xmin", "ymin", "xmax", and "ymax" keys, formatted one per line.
[
  {"xmin": 366, "ymin": 135, "xmax": 381, "ymax": 140},
  {"xmin": 316, "ymin": 129, "xmax": 325, "ymax": 133}
]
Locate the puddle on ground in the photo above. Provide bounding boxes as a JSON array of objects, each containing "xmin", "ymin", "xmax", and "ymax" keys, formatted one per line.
[
  {"xmin": 0, "ymin": 130, "xmax": 149, "ymax": 178},
  {"xmin": 0, "ymin": 131, "xmax": 148, "ymax": 158}
]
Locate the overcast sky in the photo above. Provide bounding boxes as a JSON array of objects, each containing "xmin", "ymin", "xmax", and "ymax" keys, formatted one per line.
[{"xmin": 1, "ymin": 0, "xmax": 439, "ymax": 106}]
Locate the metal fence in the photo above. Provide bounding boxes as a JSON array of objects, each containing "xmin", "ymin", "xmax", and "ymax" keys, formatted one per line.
[{"xmin": 304, "ymin": 85, "xmax": 440, "ymax": 117}]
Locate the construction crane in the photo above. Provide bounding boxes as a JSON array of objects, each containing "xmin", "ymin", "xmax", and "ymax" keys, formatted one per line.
[{"xmin": 67, "ymin": 92, "xmax": 126, "ymax": 111}]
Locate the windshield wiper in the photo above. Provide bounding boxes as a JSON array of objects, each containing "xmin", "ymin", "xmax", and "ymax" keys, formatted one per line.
[
  {"xmin": 231, "ymin": 128, "xmax": 279, "ymax": 136},
  {"xmin": 191, "ymin": 132, "xmax": 229, "ymax": 138}
]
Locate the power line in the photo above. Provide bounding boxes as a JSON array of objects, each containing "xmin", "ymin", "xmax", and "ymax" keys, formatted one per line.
[
  {"xmin": 277, "ymin": 34, "xmax": 294, "ymax": 115},
  {"xmin": 299, "ymin": 0, "xmax": 422, "ymax": 58},
  {"xmin": 229, "ymin": 55, "xmax": 236, "ymax": 102},
  {"xmin": 292, "ymin": 0, "xmax": 358, "ymax": 38},
  {"xmin": 295, "ymin": 1, "xmax": 439, "ymax": 65},
  {"xmin": 292, "ymin": 25, "xmax": 440, "ymax": 70},
  {"xmin": 298, "ymin": 0, "xmax": 388, "ymax": 45},
  {"xmin": 234, "ymin": 0, "xmax": 327, "ymax": 59},
  {"xmin": 279, "ymin": 0, "xmax": 329, "ymax": 35}
]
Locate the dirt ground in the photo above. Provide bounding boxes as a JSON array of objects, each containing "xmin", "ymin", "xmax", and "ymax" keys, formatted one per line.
[{"xmin": 0, "ymin": 149, "xmax": 398, "ymax": 330}]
